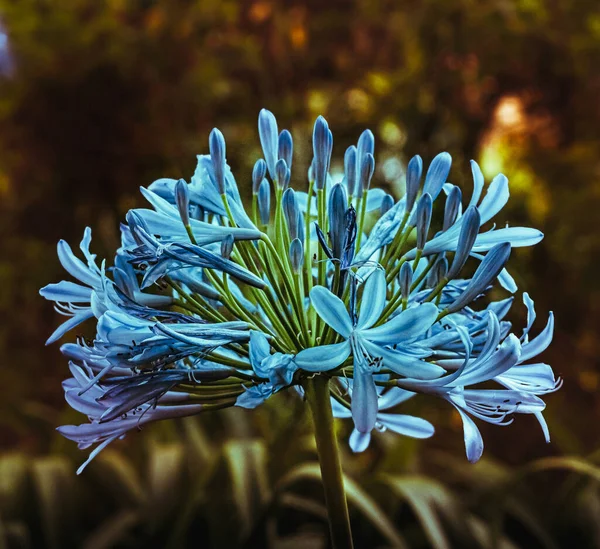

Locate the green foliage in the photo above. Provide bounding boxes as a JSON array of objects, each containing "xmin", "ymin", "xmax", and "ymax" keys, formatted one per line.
[{"xmin": 1, "ymin": 420, "xmax": 600, "ymax": 548}]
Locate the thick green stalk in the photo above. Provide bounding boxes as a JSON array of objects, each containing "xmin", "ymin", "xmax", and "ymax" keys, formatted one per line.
[{"xmin": 304, "ymin": 376, "xmax": 354, "ymax": 549}]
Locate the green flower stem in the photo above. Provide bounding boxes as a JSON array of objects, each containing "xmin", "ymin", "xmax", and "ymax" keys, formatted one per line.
[
  {"xmin": 304, "ymin": 376, "xmax": 354, "ymax": 549},
  {"xmin": 355, "ymin": 189, "xmax": 369, "ymax": 251},
  {"xmin": 384, "ymin": 226, "xmax": 415, "ymax": 284},
  {"xmin": 381, "ymin": 211, "xmax": 411, "ymax": 266}
]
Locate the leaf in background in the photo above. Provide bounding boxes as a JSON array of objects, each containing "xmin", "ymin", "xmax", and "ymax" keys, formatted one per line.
[
  {"xmin": 379, "ymin": 474, "xmax": 456, "ymax": 549},
  {"xmin": 82, "ymin": 510, "xmax": 140, "ymax": 549},
  {"xmin": 31, "ymin": 456, "xmax": 78, "ymax": 549},
  {"xmin": 276, "ymin": 463, "xmax": 407, "ymax": 549},
  {"xmin": 224, "ymin": 440, "xmax": 270, "ymax": 539},
  {"xmin": 0, "ymin": 453, "xmax": 30, "ymax": 521},
  {"xmin": 90, "ymin": 449, "xmax": 145, "ymax": 507},
  {"xmin": 146, "ymin": 442, "xmax": 186, "ymax": 531}
]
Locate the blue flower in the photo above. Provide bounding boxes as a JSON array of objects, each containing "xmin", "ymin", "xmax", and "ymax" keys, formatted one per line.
[{"xmin": 41, "ymin": 109, "xmax": 558, "ymax": 471}]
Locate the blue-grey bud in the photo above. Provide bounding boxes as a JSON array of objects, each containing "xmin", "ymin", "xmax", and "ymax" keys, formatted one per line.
[
  {"xmin": 447, "ymin": 206, "xmax": 481, "ymax": 280},
  {"xmin": 443, "ymin": 185, "xmax": 462, "ymax": 231},
  {"xmin": 423, "ymin": 152, "xmax": 452, "ymax": 202},
  {"xmin": 357, "ymin": 129, "xmax": 375, "ymax": 163},
  {"xmin": 344, "ymin": 145, "xmax": 358, "ymax": 196},
  {"xmin": 357, "ymin": 153, "xmax": 375, "ymax": 197},
  {"xmin": 258, "ymin": 179, "xmax": 271, "ymax": 225},
  {"xmin": 252, "ymin": 159, "xmax": 267, "ymax": 194},
  {"xmin": 278, "ymin": 129, "xmax": 293, "ymax": 170},
  {"xmin": 447, "ymin": 242, "xmax": 511, "ymax": 313},
  {"xmin": 209, "ymin": 128, "xmax": 226, "ymax": 195},
  {"xmin": 427, "ymin": 256, "xmax": 448, "ymax": 288},
  {"xmin": 258, "ymin": 109, "xmax": 278, "ymax": 179},
  {"xmin": 405, "ymin": 155, "xmax": 423, "ymax": 211},
  {"xmin": 275, "ymin": 158, "xmax": 290, "ymax": 189},
  {"xmin": 174, "ymin": 179, "xmax": 190, "ymax": 226},
  {"xmin": 282, "ymin": 188, "xmax": 299, "ymax": 240},
  {"xmin": 312, "ymin": 116, "xmax": 332, "ymax": 190},
  {"xmin": 221, "ymin": 234, "xmax": 234, "ymax": 259},
  {"xmin": 399, "ymin": 261, "xmax": 413, "ymax": 300},
  {"xmin": 289, "ymin": 238, "xmax": 304, "ymax": 273},
  {"xmin": 380, "ymin": 193, "xmax": 394, "ymax": 216},
  {"xmin": 416, "ymin": 192, "xmax": 433, "ymax": 250},
  {"xmin": 328, "ymin": 183, "xmax": 348, "ymax": 259}
]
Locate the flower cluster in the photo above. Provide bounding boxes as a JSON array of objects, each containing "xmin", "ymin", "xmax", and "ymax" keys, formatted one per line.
[{"xmin": 41, "ymin": 110, "xmax": 559, "ymax": 473}]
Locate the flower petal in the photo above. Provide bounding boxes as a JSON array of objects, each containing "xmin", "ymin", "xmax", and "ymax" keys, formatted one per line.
[
  {"xmin": 362, "ymin": 303, "xmax": 438, "ymax": 345},
  {"xmin": 40, "ymin": 281, "xmax": 93, "ymax": 303},
  {"xmin": 453, "ymin": 405, "xmax": 484, "ymax": 463},
  {"xmin": 46, "ymin": 310, "xmax": 94, "ymax": 345},
  {"xmin": 363, "ymin": 340, "xmax": 445, "ymax": 379},
  {"xmin": 310, "ymin": 286, "xmax": 352, "ymax": 338},
  {"xmin": 349, "ymin": 429, "xmax": 371, "ymax": 453},
  {"xmin": 351, "ymin": 368, "xmax": 378, "ymax": 433},
  {"xmin": 357, "ymin": 269, "xmax": 386, "ymax": 330},
  {"xmin": 520, "ymin": 312, "xmax": 554, "ymax": 363},
  {"xmin": 294, "ymin": 341, "xmax": 351, "ymax": 372},
  {"xmin": 378, "ymin": 413, "xmax": 435, "ymax": 439}
]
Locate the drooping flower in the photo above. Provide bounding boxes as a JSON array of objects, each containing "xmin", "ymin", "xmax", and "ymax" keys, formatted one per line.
[{"xmin": 41, "ymin": 109, "xmax": 559, "ymax": 472}]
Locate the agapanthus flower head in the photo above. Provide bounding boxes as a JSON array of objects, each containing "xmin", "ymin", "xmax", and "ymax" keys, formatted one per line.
[{"xmin": 41, "ymin": 109, "xmax": 559, "ymax": 472}]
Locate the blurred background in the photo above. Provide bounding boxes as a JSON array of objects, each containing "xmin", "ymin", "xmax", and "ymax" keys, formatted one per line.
[{"xmin": 0, "ymin": 1, "xmax": 599, "ymax": 548}]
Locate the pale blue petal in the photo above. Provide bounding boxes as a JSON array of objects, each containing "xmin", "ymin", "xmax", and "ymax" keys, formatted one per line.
[
  {"xmin": 499, "ymin": 363, "xmax": 557, "ymax": 391},
  {"xmin": 477, "ymin": 173, "xmax": 509, "ymax": 224},
  {"xmin": 453, "ymin": 405, "xmax": 484, "ymax": 463},
  {"xmin": 294, "ymin": 341, "xmax": 351, "ymax": 372},
  {"xmin": 357, "ymin": 269, "xmax": 386, "ymax": 330},
  {"xmin": 471, "ymin": 227, "xmax": 544, "ymax": 252},
  {"xmin": 46, "ymin": 310, "xmax": 94, "ymax": 345},
  {"xmin": 310, "ymin": 286, "xmax": 352, "ymax": 338},
  {"xmin": 351, "ymin": 368, "xmax": 378, "ymax": 433},
  {"xmin": 362, "ymin": 303, "xmax": 438, "ymax": 345},
  {"xmin": 534, "ymin": 411, "xmax": 551, "ymax": 443},
  {"xmin": 498, "ymin": 267, "xmax": 517, "ymax": 293},
  {"xmin": 349, "ymin": 429, "xmax": 371, "ymax": 453},
  {"xmin": 40, "ymin": 281, "xmax": 92, "ymax": 303},
  {"xmin": 362, "ymin": 340, "xmax": 445, "ymax": 379},
  {"xmin": 521, "ymin": 292, "xmax": 536, "ymax": 343},
  {"xmin": 378, "ymin": 387, "xmax": 415, "ymax": 410},
  {"xmin": 447, "ymin": 333, "xmax": 521, "ymax": 387},
  {"xmin": 519, "ymin": 312, "xmax": 554, "ymax": 363},
  {"xmin": 249, "ymin": 330, "xmax": 271, "ymax": 373},
  {"xmin": 57, "ymin": 240, "xmax": 100, "ymax": 288},
  {"xmin": 378, "ymin": 413, "xmax": 435, "ymax": 438},
  {"xmin": 468, "ymin": 160, "xmax": 485, "ymax": 208}
]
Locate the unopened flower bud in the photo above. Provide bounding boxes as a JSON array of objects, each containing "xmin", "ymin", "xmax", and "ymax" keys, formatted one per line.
[
  {"xmin": 282, "ymin": 188, "xmax": 299, "ymax": 240},
  {"xmin": 252, "ymin": 159, "xmax": 267, "ymax": 194},
  {"xmin": 289, "ymin": 238, "xmax": 304, "ymax": 273},
  {"xmin": 209, "ymin": 128, "xmax": 226, "ymax": 195},
  {"xmin": 443, "ymin": 185, "xmax": 462, "ymax": 231},
  {"xmin": 344, "ymin": 145, "xmax": 358, "ymax": 196},
  {"xmin": 423, "ymin": 152, "xmax": 451, "ymax": 202},
  {"xmin": 221, "ymin": 234, "xmax": 234, "ymax": 259},
  {"xmin": 174, "ymin": 179, "xmax": 190, "ymax": 227},
  {"xmin": 258, "ymin": 109, "xmax": 278, "ymax": 179},
  {"xmin": 416, "ymin": 193, "xmax": 432, "ymax": 250},
  {"xmin": 258, "ymin": 179, "xmax": 271, "ymax": 226},
  {"xmin": 447, "ymin": 206, "xmax": 480, "ymax": 280},
  {"xmin": 278, "ymin": 129, "xmax": 293, "ymax": 170},
  {"xmin": 405, "ymin": 155, "xmax": 422, "ymax": 211}
]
